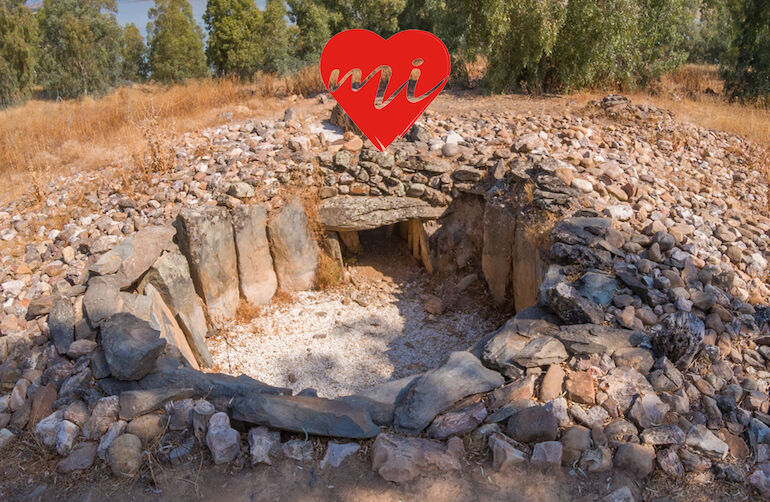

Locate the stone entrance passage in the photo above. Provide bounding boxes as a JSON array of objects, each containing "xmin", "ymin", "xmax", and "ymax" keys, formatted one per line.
[{"xmin": 208, "ymin": 217, "xmax": 503, "ymax": 398}]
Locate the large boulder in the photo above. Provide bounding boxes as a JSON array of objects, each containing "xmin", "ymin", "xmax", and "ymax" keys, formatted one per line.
[
  {"xmin": 139, "ymin": 248, "xmax": 212, "ymax": 367},
  {"xmin": 267, "ymin": 199, "xmax": 319, "ymax": 292},
  {"xmin": 175, "ymin": 207, "xmax": 239, "ymax": 325},
  {"xmin": 318, "ymin": 195, "xmax": 445, "ymax": 231},
  {"xmin": 83, "ymin": 275, "xmax": 123, "ymax": 327},
  {"xmin": 232, "ymin": 204, "xmax": 277, "ymax": 306},
  {"xmin": 231, "ymin": 393, "xmax": 380, "ymax": 439},
  {"xmin": 394, "ymin": 351, "xmax": 504, "ymax": 435},
  {"xmin": 101, "ymin": 313, "xmax": 166, "ymax": 381}
]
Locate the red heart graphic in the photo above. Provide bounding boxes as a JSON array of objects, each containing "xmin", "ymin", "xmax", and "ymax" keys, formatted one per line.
[{"xmin": 320, "ymin": 29, "xmax": 450, "ymax": 151}]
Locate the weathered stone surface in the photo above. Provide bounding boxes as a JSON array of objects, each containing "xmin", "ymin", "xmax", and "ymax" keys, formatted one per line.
[
  {"xmin": 248, "ymin": 426, "xmax": 279, "ymax": 465},
  {"xmin": 507, "ymin": 406, "xmax": 559, "ymax": 443},
  {"xmin": 540, "ymin": 364, "xmax": 565, "ymax": 402},
  {"xmin": 28, "ymin": 383, "xmax": 57, "ymax": 428},
  {"xmin": 686, "ymin": 424, "xmax": 728, "ymax": 458},
  {"xmin": 232, "ymin": 204, "xmax": 277, "ymax": 306},
  {"xmin": 282, "ymin": 439, "xmax": 313, "ymax": 461},
  {"xmin": 394, "ymin": 351, "xmax": 504, "ymax": 434},
  {"xmin": 371, "ymin": 433, "xmax": 463, "ymax": 483},
  {"xmin": 641, "ymin": 425, "xmax": 685, "ymax": 445},
  {"xmin": 614, "ymin": 443, "xmax": 655, "ymax": 477},
  {"xmin": 126, "ymin": 413, "xmax": 167, "ymax": 446},
  {"xmin": 119, "ymin": 388, "xmax": 194, "ymax": 420},
  {"xmin": 531, "ymin": 441, "xmax": 563, "ymax": 467},
  {"xmin": 319, "ymin": 196, "xmax": 445, "ymax": 231},
  {"xmin": 206, "ymin": 412, "xmax": 240, "ymax": 464},
  {"xmin": 482, "ymin": 199, "xmax": 514, "ymax": 305},
  {"xmin": 35, "ymin": 410, "xmax": 63, "ymax": 447},
  {"xmin": 144, "ymin": 284, "xmax": 200, "ymax": 370},
  {"xmin": 175, "ymin": 206, "xmax": 239, "ymax": 325},
  {"xmin": 84, "ymin": 276, "xmax": 122, "ymax": 327},
  {"xmin": 321, "ymin": 442, "xmax": 360, "ymax": 468},
  {"xmin": 231, "ymin": 393, "xmax": 379, "ymax": 438},
  {"xmin": 338, "ymin": 376, "xmax": 418, "ymax": 426},
  {"xmin": 97, "ymin": 420, "xmax": 127, "ymax": 461},
  {"xmin": 513, "ymin": 336, "xmax": 568, "ymax": 368},
  {"xmin": 101, "ymin": 313, "xmax": 166, "ymax": 381},
  {"xmin": 56, "ymin": 442, "xmax": 97, "ymax": 474},
  {"xmin": 82, "ymin": 396, "xmax": 119, "ymax": 440},
  {"xmin": 489, "ymin": 432, "xmax": 527, "ymax": 470},
  {"xmin": 267, "ymin": 199, "xmax": 319, "ymax": 292},
  {"xmin": 600, "ymin": 367, "xmax": 655, "ymax": 413},
  {"xmin": 49, "ymin": 298, "xmax": 75, "ymax": 354},
  {"xmin": 512, "ymin": 213, "xmax": 545, "ymax": 311},
  {"xmin": 545, "ymin": 282, "xmax": 605, "ymax": 324},
  {"xmin": 108, "ymin": 433, "xmax": 143, "ymax": 477},
  {"xmin": 140, "ymin": 249, "xmax": 211, "ymax": 367},
  {"xmin": 427, "ymin": 401, "xmax": 487, "ymax": 439},
  {"xmin": 102, "ymin": 226, "xmax": 176, "ymax": 288}
]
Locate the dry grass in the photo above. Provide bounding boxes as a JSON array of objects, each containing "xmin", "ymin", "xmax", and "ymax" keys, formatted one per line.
[
  {"xmin": 235, "ymin": 299, "xmax": 262, "ymax": 324},
  {"xmin": 0, "ymin": 71, "xmax": 325, "ymax": 205}
]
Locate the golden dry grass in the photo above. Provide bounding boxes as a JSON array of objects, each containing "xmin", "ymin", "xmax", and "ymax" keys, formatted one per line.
[{"xmin": 0, "ymin": 70, "xmax": 325, "ymax": 205}]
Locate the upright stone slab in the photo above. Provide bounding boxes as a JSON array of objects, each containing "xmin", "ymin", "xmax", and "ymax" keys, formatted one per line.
[
  {"xmin": 175, "ymin": 207, "xmax": 239, "ymax": 326},
  {"xmin": 482, "ymin": 199, "xmax": 515, "ymax": 306},
  {"xmin": 512, "ymin": 213, "xmax": 543, "ymax": 311},
  {"xmin": 231, "ymin": 205, "xmax": 277, "ymax": 306},
  {"xmin": 145, "ymin": 284, "xmax": 200, "ymax": 370},
  {"xmin": 267, "ymin": 199, "xmax": 319, "ymax": 292},
  {"xmin": 140, "ymin": 249, "xmax": 211, "ymax": 367}
]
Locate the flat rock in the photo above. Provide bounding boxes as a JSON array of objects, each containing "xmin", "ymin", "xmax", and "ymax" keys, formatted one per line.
[
  {"xmin": 248, "ymin": 426, "xmax": 280, "ymax": 465},
  {"xmin": 206, "ymin": 412, "xmax": 240, "ymax": 464},
  {"xmin": 600, "ymin": 367, "xmax": 655, "ymax": 413},
  {"xmin": 489, "ymin": 432, "xmax": 527, "ymax": 470},
  {"xmin": 231, "ymin": 393, "xmax": 380, "ymax": 439},
  {"xmin": 427, "ymin": 401, "xmax": 487, "ymax": 439},
  {"xmin": 321, "ymin": 442, "xmax": 360, "ymax": 468},
  {"xmin": 394, "ymin": 351, "xmax": 503, "ymax": 434},
  {"xmin": 614, "ymin": 443, "xmax": 655, "ymax": 477},
  {"xmin": 338, "ymin": 375, "xmax": 418, "ymax": 426},
  {"xmin": 507, "ymin": 406, "xmax": 558, "ymax": 443},
  {"xmin": 686, "ymin": 424, "xmax": 728, "ymax": 458},
  {"xmin": 109, "ymin": 226, "xmax": 176, "ymax": 288},
  {"xmin": 83, "ymin": 276, "xmax": 122, "ymax": 327},
  {"xmin": 545, "ymin": 281, "xmax": 605, "ymax": 324},
  {"xmin": 319, "ymin": 196, "xmax": 445, "ymax": 231},
  {"xmin": 371, "ymin": 433, "xmax": 463, "ymax": 483}
]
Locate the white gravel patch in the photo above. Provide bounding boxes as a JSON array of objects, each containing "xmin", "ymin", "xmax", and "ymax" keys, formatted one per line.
[{"xmin": 208, "ymin": 274, "xmax": 500, "ymax": 398}]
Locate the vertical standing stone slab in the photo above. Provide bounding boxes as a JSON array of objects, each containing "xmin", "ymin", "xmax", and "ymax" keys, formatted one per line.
[
  {"xmin": 482, "ymin": 199, "xmax": 515, "ymax": 306},
  {"xmin": 512, "ymin": 213, "xmax": 544, "ymax": 312},
  {"xmin": 232, "ymin": 205, "xmax": 278, "ymax": 306},
  {"xmin": 140, "ymin": 248, "xmax": 212, "ymax": 367},
  {"xmin": 145, "ymin": 284, "xmax": 200, "ymax": 370},
  {"xmin": 175, "ymin": 207, "xmax": 239, "ymax": 326},
  {"xmin": 267, "ymin": 199, "xmax": 319, "ymax": 292}
]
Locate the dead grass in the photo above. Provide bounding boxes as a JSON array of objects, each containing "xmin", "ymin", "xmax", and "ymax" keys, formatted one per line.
[
  {"xmin": 0, "ymin": 71, "xmax": 325, "ymax": 206},
  {"xmin": 235, "ymin": 299, "xmax": 262, "ymax": 324}
]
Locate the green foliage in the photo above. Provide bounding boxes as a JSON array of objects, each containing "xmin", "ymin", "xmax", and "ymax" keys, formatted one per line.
[
  {"xmin": 260, "ymin": 0, "xmax": 297, "ymax": 73},
  {"xmin": 37, "ymin": 0, "xmax": 123, "ymax": 99},
  {"xmin": 287, "ymin": 0, "xmax": 331, "ymax": 64},
  {"xmin": 204, "ymin": 0, "xmax": 262, "ymax": 77},
  {"xmin": 0, "ymin": 0, "xmax": 38, "ymax": 106},
  {"xmin": 147, "ymin": 0, "xmax": 208, "ymax": 83},
  {"xmin": 318, "ymin": 0, "xmax": 407, "ymax": 37},
  {"xmin": 722, "ymin": 0, "xmax": 770, "ymax": 101},
  {"xmin": 688, "ymin": 0, "xmax": 739, "ymax": 64},
  {"xmin": 121, "ymin": 23, "xmax": 147, "ymax": 83}
]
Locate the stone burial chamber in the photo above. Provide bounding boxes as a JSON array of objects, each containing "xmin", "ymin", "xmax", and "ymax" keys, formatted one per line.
[{"xmin": 6, "ymin": 95, "xmax": 770, "ymax": 494}]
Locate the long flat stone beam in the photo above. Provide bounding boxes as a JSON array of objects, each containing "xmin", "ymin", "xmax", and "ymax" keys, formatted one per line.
[{"xmin": 318, "ymin": 196, "xmax": 446, "ymax": 231}]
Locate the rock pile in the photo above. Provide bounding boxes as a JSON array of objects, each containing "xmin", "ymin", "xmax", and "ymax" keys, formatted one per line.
[{"xmin": 0, "ymin": 94, "xmax": 769, "ymax": 499}]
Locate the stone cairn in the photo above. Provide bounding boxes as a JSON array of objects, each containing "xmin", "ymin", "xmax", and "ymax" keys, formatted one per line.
[{"xmin": 0, "ymin": 95, "xmax": 769, "ymax": 498}]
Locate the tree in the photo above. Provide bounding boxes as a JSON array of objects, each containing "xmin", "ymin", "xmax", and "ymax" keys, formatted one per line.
[
  {"xmin": 260, "ymin": 0, "xmax": 297, "ymax": 73},
  {"xmin": 318, "ymin": 0, "xmax": 407, "ymax": 37},
  {"xmin": 0, "ymin": 0, "xmax": 38, "ymax": 106},
  {"xmin": 204, "ymin": 0, "xmax": 262, "ymax": 77},
  {"xmin": 287, "ymin": 0, "xmax": 331, "ymax": 64},
  {"xmin": 722, "ymin": 0, "xmax": 770, "ymax": 100},
  {"xmin": 121, "ymin": 23, "xmax": 147, "ymax": 83},
  {"xmin": 37, "ymin": 0, "xmax": 123, "ymax": 99},
  {"xmin": 147, "ymin": 0, "xmax": 208, "ymax": 83}
]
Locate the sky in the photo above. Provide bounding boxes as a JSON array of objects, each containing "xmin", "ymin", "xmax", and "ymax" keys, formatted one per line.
[{"xmin": 28, "ymin": 0, "xmax": 268, "ymax": 38}]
